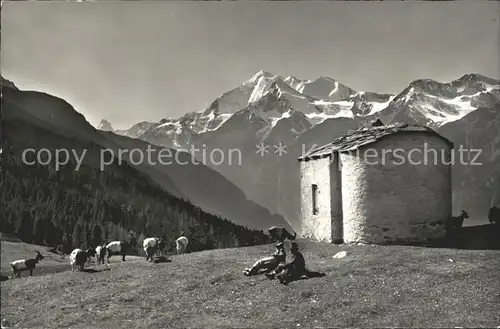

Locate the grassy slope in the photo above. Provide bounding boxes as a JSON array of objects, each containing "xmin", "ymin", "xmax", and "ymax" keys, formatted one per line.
[
  {"xmin": 1, "ymin": 241, "xmax": 67, "ymax": 279},
  {"xmin": 0, "ymin": 241, "xmax": 143, "ymax": 280},
  {"xmin": 2, "ymin": 240, "xmax": 500, "ymax": 328}
]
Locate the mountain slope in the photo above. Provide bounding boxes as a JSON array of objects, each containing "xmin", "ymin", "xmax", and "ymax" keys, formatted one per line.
[
  {"xmin": 438, "ymin": 104, "xmax": 500, "ymax": 217},
  {"xmin": 1, "ymin": 76, "xmax": 19, "ymax": 90},
  {"xmin": 2, "ymin": 80, "xmax": 290, "ymax": 231},
  {"xmin": 2, "ymin": 85, "xmax": 184, "ymax": 198},
  {"xmin": 115, "ymin": 121, "xmax": 157, "ymax": 139},
  {"xmin": 376, "ymin": 74, "xmax": 500, "ymax": 128},
  {"xmin": 100, "ymin": 131, "xmax": 292, "ymax": 231}
]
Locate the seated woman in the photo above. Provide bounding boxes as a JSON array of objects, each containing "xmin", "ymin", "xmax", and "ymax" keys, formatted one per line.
[{"xmin": 243, "ymin": 242, "xmax": 286, "ymax": 276}]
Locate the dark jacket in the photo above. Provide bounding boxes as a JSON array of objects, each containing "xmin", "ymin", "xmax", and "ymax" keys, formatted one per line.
[{"xmin": 285, "ymin": 251, "xmax": 305, "ymax": 271}]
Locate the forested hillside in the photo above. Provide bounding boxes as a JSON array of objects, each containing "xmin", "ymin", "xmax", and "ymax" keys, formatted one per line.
[
  {"xmin": 0, "ymin": 77, "xmax": 290, "ymax": 231},
  {"xmin": 1, "ymin": 98, "xmax": 270, "ymax": 255}
]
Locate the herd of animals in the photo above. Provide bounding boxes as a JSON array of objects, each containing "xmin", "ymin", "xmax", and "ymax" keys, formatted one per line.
[
  {"xmin": 8, "ymin": 232, "xmax": 191, "ymax": 278},
  {"xmin": 6, "ymin": 206, "xmax": 500, "ymax": 279}
]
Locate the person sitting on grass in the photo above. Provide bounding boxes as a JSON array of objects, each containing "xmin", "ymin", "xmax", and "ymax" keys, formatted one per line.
[
  {"xmin": 243, "ymin": 242, "xmax": 286, "ymax": 276},
  {"xmin": 266, "ymin": 242, "xmax": 325, "ymax": 285}
]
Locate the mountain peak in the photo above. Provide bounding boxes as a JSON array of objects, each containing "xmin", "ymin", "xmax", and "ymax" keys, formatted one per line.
[
  {"xmin": 453, "ymin": 73, "xmax": 500, "ymax": 86},
  {"xmin": 245, "ymin": 70, "xmax": 275, "ymax": 85},
  {"xmin": 315, "ymin": 76, "xmax": 337, "ymax": 83},
  {"xmin": 283, "ymin": 75, "xmax": 301, "ymax": 82},
  {"xmin": 404, "ymin": 73, "xmax": 499, "ymax": 98},
  {"xmin": 408, "ymin": 78, "xmax": 440, "ymax": 89},
  {"xmin": 97, "ymin": 119, "xmax": 114, "ymax": 132}
]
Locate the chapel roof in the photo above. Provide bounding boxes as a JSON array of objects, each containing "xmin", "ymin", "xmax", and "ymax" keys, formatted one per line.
[{"xmin": 297, "ymin": 121, "xmax": 454, "ymax": 161}]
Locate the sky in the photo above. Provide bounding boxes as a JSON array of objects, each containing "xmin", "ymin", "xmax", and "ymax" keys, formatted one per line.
[{"xmin": 2, "ymin": 1, "xmax": 499, "ymax": 130}]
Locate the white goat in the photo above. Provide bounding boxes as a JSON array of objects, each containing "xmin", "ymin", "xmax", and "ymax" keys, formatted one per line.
[
  {"xmin": 175, "ymin": 236, "xmax": 189, "ymax": 254},
  {"xmin": 143, "ymin": 237, "xmax": 166, "ymax": 261},
  {"xmin": 70, "ymin": 248, "xmax": 81, "ymax": 272}
]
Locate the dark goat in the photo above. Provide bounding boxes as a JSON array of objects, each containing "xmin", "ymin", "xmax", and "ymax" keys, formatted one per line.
[
  {"xmin": 448, "ymin": 210, "xmax": 469, "ymax": 231},
  {"xmin": 70, "ymin": 248, "xmax": 96, "ymax": 271},
  {"xmin": 76, "ymin": 248, "xmax": 96, "ymax": 271},
  {"xmin": 10, "ymin": 251, "xmax": 44, "ymax": 278},
  {"xmin": 488, "ymin": 206, "xmax": 500, "ymax": 224}
]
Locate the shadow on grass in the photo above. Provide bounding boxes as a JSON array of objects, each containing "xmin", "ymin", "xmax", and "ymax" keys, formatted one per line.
[
  {"xmin": 291, "ymin": 270, "xmax": 327, "ymax": 283},
  {"xmin": 268, "ymin": 270, "xmax": 327, "ymax": 285},
  {"xmin": 152, "ymin": 257, "xmax": 172, "ymax": 263},
  {"xmin": 82, "ymin": 268, "xmax": 111, "ymax": 273},
  {"xmin": 449, "ymin": 224, "xmax": 500, "ymax": 250},
  {"xmin": 375, "ymin": 224, "xmax": 500, "ymax": 251}
]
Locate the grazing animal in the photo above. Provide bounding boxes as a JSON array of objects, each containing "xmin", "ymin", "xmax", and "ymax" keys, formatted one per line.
[
  {"xmin": 268, "ymin": 226, "xmax": 297, "ymax": 242},
  {"xmin": 10, "ymin": 251, "xmax": 44, "ymax": 278},
  {"xmin": 70, "ymin": 248, "xmax": 96, "ymax": 271},
  {"xmin": 488, "ymin": 206, "xmax": 500, "ymax": 224},
  {"xmin": 175, "ymin": 236, "xmax": 189, "ymax": 254},
  {"xmin": 70, "ymin": 248, "xmax": 81, "ymax": 272},
  {"xmin": 106, "ymin": 240, "xmax": 130, "ymax": 262},
  {"xmin": 143, "ymin": 237, "xmax": 166, "ymax": 261},
  {"xmin": 95, "ymin": 245, "xmax": 108, "ymax": 266},
  {"xmin": 449, "ymin": 210, "xmax": 469, "ymax": 230}
]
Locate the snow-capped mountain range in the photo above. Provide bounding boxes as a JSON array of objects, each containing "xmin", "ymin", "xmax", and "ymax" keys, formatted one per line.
[{"xmin": 101, "ymin": 71, "xmax": 499, "ymax": 150}]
